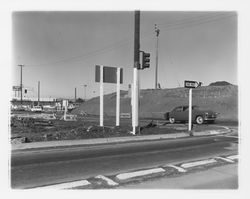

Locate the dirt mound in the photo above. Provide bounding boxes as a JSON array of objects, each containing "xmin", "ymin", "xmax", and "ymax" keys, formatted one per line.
[
  {"xmin": 209, "ymin": 81, "xmax": 233, "ymax": 86},
  {"xmin": 72, "ymin": 85, "xmax": 238, "ymax": 121}
]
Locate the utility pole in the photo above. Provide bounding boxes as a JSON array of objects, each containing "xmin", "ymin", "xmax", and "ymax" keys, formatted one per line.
[
  {"xmin": 38, "ymin": 81, "xmax": 40, "ymax": 106},
  {"xmin": 84, "ymin": 84, "xmax": 87, "ymax": 101},
  {"xmin": 75, "ymin": 87, "xmax": 77, "ymax": 102},
  {"xmin": 154, "ymin": 24, "xmax": 160, "ymax": 89},
  {"xmin": 18, "ymin": 64, "xmax": 24, "ymax": 105},
  {"xmin": 132, "ymin": 10, "xmax": 140, "ymax": 135}
]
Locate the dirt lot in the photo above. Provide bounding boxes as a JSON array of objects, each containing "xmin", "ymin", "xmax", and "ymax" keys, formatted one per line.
[{"xmin": 10, "ymin": 112, "xmax": 224, "ymax": 143}]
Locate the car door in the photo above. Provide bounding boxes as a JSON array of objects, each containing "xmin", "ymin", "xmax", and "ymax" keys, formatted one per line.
[
  {"xmin": 170, "ymin": 106, "xmax": 183, "ymax": 121},
  {"xmin": 180, "ymin": 106, "xmax": 189, "ymax": 121}
]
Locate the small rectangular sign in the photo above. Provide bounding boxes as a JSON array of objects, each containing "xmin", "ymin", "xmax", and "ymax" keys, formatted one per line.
[
  {"xmin": 95, "ymin": 65, "xmax": 123, "ymax": 84},
  {"xmin": 184, "ymin": 80, "xmax": 197, "ymax": 88},
  {"xmin": 62, "ymin": 100, "xmax": 68, "ymax": 107},
  {"xmin": 12, "ymin": 86, "xmax": 21, "ymax": 91}
]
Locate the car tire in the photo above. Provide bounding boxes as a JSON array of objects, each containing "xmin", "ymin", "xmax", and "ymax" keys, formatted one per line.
[
  {"xmin": 196, "ymin": 116, "xmax": 204, "ymax": 124},
  {"xmin": 169, "ymin": 117, "xmax": 175, "ymax": 124}
]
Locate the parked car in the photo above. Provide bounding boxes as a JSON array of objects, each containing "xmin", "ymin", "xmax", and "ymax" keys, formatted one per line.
[
  {"xmin": 120, "ymin": 113, "xmax": 131, "ymax": 119},
  {"xmin": 30, "ymin": 106, "xmax": 43, "ymax": 112},
  {"xmin": 164, "ymin": 105, "xmax": 219, "ymax": 124}
]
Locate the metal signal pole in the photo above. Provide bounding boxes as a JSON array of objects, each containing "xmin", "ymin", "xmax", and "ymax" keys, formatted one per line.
[
  {"xmin": 18, "ymin": 64, "xmax": 24, "ymax": 105},
  {"xmin": 132, "ymin": 10, "xmax": 140, "ymax": 135},
  {"xmin": 154, "ymin": 24, "xmax": 160, "ymax": 89}
]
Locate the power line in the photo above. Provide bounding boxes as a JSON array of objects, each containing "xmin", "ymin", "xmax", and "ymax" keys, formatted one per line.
[
  {"xmin": 24, "ymin": 13, "xmax": 235, "ymax": 67},
  {"xmin": 158, "ymin": 13, "xmax": 229, "ymax": 29}
]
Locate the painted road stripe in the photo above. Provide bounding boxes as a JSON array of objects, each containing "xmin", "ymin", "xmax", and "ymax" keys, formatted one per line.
[
  {"xmin": 222, "ymin": 135, "xmax": 239, "ymax": 139},
  {"xmin": 215, "ymin": 157, "xmax": 234, "ymax": 163},
  {"xmin": 227, "ymin": 155, "xmax": 238, "ymax": 160},
  {"xmin": 164, "ymin": 164, "xmax": 187, "ymax": 173},
  {"xmin": 95, "ymin": 175, "xmax": 119, "ymax": 186},
  {"xmin": 181, "ymin": 159, "xmax": 217, "ymax": 169},
  {"xmin": 209, "ymin": 130, "xmax": 221, "ymax": 135},
  {"xmin": 116, "ymin": 168, "xmax": 165, "ymax": 181},
  {"xmin": 36, "ymin": 180, "xmax": 91, "ymax": 189}
]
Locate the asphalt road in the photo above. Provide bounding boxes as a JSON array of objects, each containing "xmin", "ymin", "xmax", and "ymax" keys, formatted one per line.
[{"xmin": 11, "ymin": 128, "xmax": 238, "ymax": 189}]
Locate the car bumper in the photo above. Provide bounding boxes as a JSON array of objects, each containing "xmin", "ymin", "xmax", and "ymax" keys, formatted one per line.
[{"xmin": 204, "ymin": 117, "xmax": 217, "ymax": 121}]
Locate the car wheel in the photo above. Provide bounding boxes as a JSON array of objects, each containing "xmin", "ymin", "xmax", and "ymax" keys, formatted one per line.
[
  {"xmin": 169, "ymin": 117, "xmax": 175, "ymax": 124},
  {"xmin": 196, "ymin": 116, "xmax": 204, "ymax": 124}
]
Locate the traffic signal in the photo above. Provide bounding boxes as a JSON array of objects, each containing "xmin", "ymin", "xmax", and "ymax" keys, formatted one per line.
[{"xmin": 142, "ymin": 51, "xmax": 150, "ymax": 69}]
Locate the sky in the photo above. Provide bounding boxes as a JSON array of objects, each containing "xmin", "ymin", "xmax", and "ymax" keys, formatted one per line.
[{"xmin": 12, "ymin": 11, "xmax": 237, "ymax": 99}]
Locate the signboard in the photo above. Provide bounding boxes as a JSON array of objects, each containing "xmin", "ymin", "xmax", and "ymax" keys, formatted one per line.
[
  {"xmin": 62, "ymin": 100, "xmax": 68, "ymax": 107},
  {"xmin": 12, "ymin": 86, "xmax": 21, "ymax": 91},
  {"xmin": 184, "ymin": 80, "xmax": 198, "ymax": 88},
  {"xmin": 184, "ymin": 80, "xmax": 202, "ymax": 132},
  {"xmin": 95, "ymin": 65, "xmax": 123, "ymax": 84}
]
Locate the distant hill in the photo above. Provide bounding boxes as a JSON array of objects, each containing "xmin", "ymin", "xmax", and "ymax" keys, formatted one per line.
[
  {"xmin": 72, "ymin": 85, "xmax": 238, "ymax": 121},
  {"xmin": 209, "ymin": 81, "xmax": 232, "ymax": 86}
]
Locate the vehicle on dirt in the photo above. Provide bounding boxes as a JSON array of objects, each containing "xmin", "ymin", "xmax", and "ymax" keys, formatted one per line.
[
  {"xmin": 30, "ymin": 106, "xmax": 43, "ymax": 112},
  {"xmin": 164, "ymin": 105, "xmax": 218, "ymax": 124}
]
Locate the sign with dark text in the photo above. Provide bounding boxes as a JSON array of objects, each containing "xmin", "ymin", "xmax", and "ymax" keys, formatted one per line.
[
  {"xmin": 95, "ymin": 65, "xmax": 123, "ymax": 84},
  {"xmin": 184, "ymin": 80, "xmax": 198, "ymax": 88}
]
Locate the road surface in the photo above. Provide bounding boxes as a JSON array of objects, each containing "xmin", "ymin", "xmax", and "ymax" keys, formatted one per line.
[{"xmin": 11, "ymin": 128, "xmax": 238, "ymax": 189}]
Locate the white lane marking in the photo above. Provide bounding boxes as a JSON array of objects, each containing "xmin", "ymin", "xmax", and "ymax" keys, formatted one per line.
[
  {"xmin": 227, "ymin": 155, "xmax": 238, "ymax": 160},
  {"xmin": 36, "ymin": 180, "xmax": 90, "ymax": 189},
  {"xmin": 116, "ymin": 168, "xmax": 165, "ymax": 181},
  {"xmin": 95, "ymin": 175, "xmax": 119, "ymax": 186},
  {"xmin": 164, "ymin": 164, "xmax": 187, "ymax": 173},
  {"xmin": 181, "ymin": 159, "xmax": 217, "ymax": 168},
  {"xmin": 224, "ymin": 143, "xmax": 238, "ymax": 150},
  {"xmin": 210, "ymin": 130, "xmax": 221, "ymax": 135},
  {"xmin": 215, "ymin": 157, "xmax": 235, "ymax": 163},
  {"xmin": 222, "ymin": 135, "xmax": 239, "ymax": 139},
  {"xmin": 214, "ymin": 125, "xmax": 230, "ymax": 130}
]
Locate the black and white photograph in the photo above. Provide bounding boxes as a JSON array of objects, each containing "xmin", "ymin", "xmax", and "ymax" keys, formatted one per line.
[{"xmin": 2, "ymin": 0, "xmax": 250, "ymax": 198}]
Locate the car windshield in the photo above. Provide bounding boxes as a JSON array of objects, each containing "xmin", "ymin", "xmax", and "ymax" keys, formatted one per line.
[
  {"xmin": 184, "ymin": 106, "xmax": 199, "ymax": 111},
  {"xmin": 192, "ymin": 106, "xmax": 199, "ymax": 110}
]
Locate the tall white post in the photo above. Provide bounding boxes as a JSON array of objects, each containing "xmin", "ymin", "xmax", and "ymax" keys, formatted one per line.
[
  {"xmin": 131, "ymin": 83, "xmax": 134, "ymax": 126},
  {"xmin": 63, "ymin": 100, "xmax": 68, "ymax": 120},
  {"xmin": 132, "ymin": 67, "xmax": 139, "ymax": 135},
  {"xmin": 188, "ymin": 88, "xmax": 192, "ymax": 131},
  {"xmin": 100, "ymin": 65, "xmax": 104, "ymax": 127},
  {"xmin": 116, "ymin": 67, "xmax": 120, "ymax": 126}
]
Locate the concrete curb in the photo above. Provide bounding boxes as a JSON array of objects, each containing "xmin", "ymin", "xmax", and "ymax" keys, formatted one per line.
[
  {"xmin": 35, "ymin": 179, "xmax": 90, "ymax": 189},
  {"xmin": 11, "ymin": 126, "xmax": 231, "ymax": 151},
  {"xmin": 32, "ymin": 154, "xmax": 238, "ymax": 189},
  {"xmin": 180, "ymin": 159, "xmax": 217, "ymax": 168},
  {"xmin": 116, "ymin": 168, "xmax": 165, "ymax": 181}
]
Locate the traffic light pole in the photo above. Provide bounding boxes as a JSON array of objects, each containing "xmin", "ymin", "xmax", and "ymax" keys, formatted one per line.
[{"xmin": 132, "ymin": 10, "xmax": 140, "ymax": 135}]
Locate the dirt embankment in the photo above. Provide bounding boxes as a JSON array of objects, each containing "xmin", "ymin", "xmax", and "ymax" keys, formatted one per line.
[{"xmin": 72, "ymin": 85, "xmax": 238, "ymax": 121}]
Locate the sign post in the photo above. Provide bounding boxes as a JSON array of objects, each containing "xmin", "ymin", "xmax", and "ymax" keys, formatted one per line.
[
  {"xmin": 188, "ymin": 88, "xmax": 192, "ymax": 131},
  {"xmin": 100, "ymin": 65, "xmax": 104, "ymax": 127},
  {"xmin": 184, "ymin": 80, "xmax": 202, "ymax": 133},
  {"xmin": 95, "ymin": 65, "xmax": 123, "ymax": 127},
  {"xmin": 116, "ymin": 67, "xmax": 121, "ymax": 126},
  {"xmin": 63, "ymin": 100, "xmax": 68, "ymax": 120}
]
